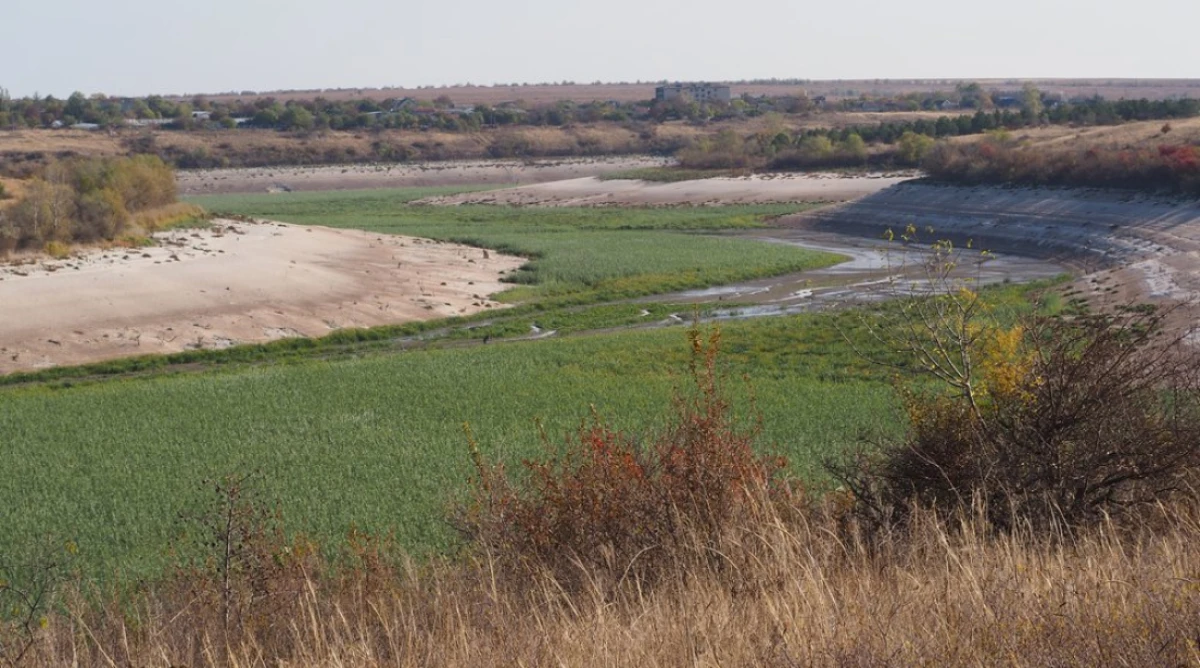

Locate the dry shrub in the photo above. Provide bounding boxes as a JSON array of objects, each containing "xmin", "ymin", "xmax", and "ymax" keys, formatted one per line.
[
  {"xmin": 676, "ymin": 129, "xmax": 762, "ymax": 170},
  {"xmin": 835, "ymin": 304, "xmax": 1200, "ymax": 533},
  {"xmin": 125, "ymin": 474, "xmax": 322, "ymax": 664},
  {"xmin": 4, "ymin": 155, "xmax": 181, "ymax": 250},
  {"xmin": 457, "ymin": 326, "xmax": 792, "ymax": 589},
  {"xmin": 41, "ymin": 241, "xmax": 71, "ymax": 260},
  {"xmin": 923, "ymin": 136, "xmax": 1200, "ymax": 194}
]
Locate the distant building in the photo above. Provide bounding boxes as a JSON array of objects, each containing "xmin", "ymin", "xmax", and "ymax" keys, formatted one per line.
[
  {"xmin": 655, "ymin": 83, "xmax": 732, "ymax": 103},
  {"xmin": 125, "ymin": 118, "xmax": 174, "ymax": 127}
]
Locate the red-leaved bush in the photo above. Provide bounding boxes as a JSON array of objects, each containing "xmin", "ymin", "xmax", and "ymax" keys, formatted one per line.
[{"xmin": 456, "ymin": 327, "xmax": 793, "ymax": 588}]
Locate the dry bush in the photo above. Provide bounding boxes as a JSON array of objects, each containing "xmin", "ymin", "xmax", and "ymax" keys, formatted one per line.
[
  {"xmin": 832, "ymin": 237, "xmax": 1200, "ymax": 533},
  {"xmin": 109, "ymin": 474, "xmax": 323, "ymax": 666},
  {"xmin": 923, "ymin": 136, "xmax": 1200, "ymax": 194},
  {"xmin": 676, "ymin": 129, "xmax": 763, "ymax": 170},
  {"xmin": 456, "ymin": 327, "xmax": 792, "ymax": 590},
  {"xmin": 4, "ymin": 155, "xmax": 180, "ymax": 249}
]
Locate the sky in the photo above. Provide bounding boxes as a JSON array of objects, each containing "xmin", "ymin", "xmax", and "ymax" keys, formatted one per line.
[{"xmin": 4, "ymin": 0, "xmax": 1199, "ymax": 98}]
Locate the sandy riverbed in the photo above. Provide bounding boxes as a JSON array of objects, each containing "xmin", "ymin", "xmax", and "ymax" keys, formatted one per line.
[
  {"xmin": 420, "ymin": 172, "xmax": 915, "ymax": 207},
  {"xmin": 177, "ymin": 156, "xmax": 673, "ymax": 195},
  {"xmin": 0, "ymin": 220, "xmax": 523, "ymax": 374}
]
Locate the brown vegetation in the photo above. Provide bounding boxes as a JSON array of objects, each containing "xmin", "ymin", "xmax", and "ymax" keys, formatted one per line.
[
  {"xmin": 12, "ymin": 478, "xmax": 1200, "ymax": 666},
  {"xmin": 0, "ymin": 155, "xmax": 179, "ymax": 252},
  {"xmin": 458, "ymin": 328, "xmax": 791, "ymax": 590},
  {"xmin": 925, "ymin": 117, "xmax": 1200, "ymax": 194},
  {"xmin": 840, "ymin": 303, "xmax": 1200, "ymax": 533},
  {"xmin": 925, "ymin": 135, "xmax": 1200, "ymax": 195}
]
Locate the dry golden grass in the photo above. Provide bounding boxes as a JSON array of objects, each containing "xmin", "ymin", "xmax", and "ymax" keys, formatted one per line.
[
  {"xmin": 956, "ymin": 117, "xmax": 1200, "ymax": 151},
  {"xmin": 131, "ymin": 202, "xmax": 207, "ymax": 232},
  {"xmin": 16, "ymin": 498, "xmax": 1200, "ymax": 667},
  {"xmin": 0, "ymin": 177, "xmax": 24, "ymax": 210},
  {"xmin": 0, "ymin": 129, "xmax": 126, "ymax": 156}
]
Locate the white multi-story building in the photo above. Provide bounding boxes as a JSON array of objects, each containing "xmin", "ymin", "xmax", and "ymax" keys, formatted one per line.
[{"xmin": 655, "ymin": 83, "xmax": 732, "ymax": 103}]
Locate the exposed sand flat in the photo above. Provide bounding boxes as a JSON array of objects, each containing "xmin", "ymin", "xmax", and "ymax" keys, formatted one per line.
[
  {"xmin": 0, "ymin": 221, "xmax": 523, "ymax": 374},
  {"xmin": 420, "ymin": 173, "xmax": 915, "ymax": 207},
  {"xmin": 177, "ymin": 157, "xmax": 672, "ymax": 196}
]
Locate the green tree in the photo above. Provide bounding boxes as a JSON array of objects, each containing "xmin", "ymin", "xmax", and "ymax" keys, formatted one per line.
[
  {"xmin": 798, "ymin": 135, "xmax": 833, "ymax": 159},
  {"xmin": 841, "ymin": 133, "xmax": 868, "ymax": 162},
  {"xmin": 252, "ymin": 108, "xmax": 280, "ymax": 128},
  {"xmin": 896, "ymin": 131, "xmax": 935, "ymax": 165},
  {"xmin": 1021, "ymin": 82, "xmax": 1044, "ymax": 119},
  {"xmin": 279, "ymin": 106, "xmax": 314, "ymax": 131}
]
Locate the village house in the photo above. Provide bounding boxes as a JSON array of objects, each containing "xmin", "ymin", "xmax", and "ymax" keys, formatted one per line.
[{"xmin": 654, "ymin": 82, "xmax": 732, "ymax": 103}]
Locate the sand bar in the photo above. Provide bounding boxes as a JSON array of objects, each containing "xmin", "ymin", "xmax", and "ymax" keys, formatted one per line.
[{"xmin": 0, "ymin": 220, "xmax": 523, "ymax": 374}]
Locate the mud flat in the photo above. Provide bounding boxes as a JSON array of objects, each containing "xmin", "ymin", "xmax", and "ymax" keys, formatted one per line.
[
  {"xmin": 421, "ymin": 172, "xmax": 914, "ymax": 207},
  {"xmin": 646, "ymin": 229, "xmax": 1067, "ymax": 322},
  {"xmin": 177, "ymin": 156, "xmax": 672, "ymax": 196},
  {"xmin": 0, "ymin": 221, "xmax": 523, "ymax": 374},
  {"xmin": 783, "ymin": 181, "xmax": 1200, "ymax": 311}
]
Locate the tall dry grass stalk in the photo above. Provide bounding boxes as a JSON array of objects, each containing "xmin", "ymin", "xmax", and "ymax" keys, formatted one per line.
[{"xmin": 17, "ymin": 496, "xmax": 1200, "ymax": 667}]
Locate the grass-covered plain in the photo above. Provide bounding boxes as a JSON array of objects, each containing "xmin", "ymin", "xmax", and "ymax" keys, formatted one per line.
[
  {"xmin": 189, "ymin": 189, "xmax": 840, "ymax": 303},
  {"xmin": 0, "ymin": 314, "xmax": 902, "ymax": 581}
]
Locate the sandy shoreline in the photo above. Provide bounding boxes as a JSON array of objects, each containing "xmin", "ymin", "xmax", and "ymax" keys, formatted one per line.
[
  {"xmin": 0, "ymin": 220, "xmax": 523, "ymax": 374},
  {"xmin": 177, "ymin": 156, "xmax": 672, "ymax": 196}
]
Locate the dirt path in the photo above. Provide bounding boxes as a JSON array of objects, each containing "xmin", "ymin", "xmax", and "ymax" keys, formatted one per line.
[
  {"xmin": 419, "ymin": 172, "xmax": 915, "ymax": 207},
  {"xmin": 0, "ymin": 221, "xmax": 523, "ymax": 374}
]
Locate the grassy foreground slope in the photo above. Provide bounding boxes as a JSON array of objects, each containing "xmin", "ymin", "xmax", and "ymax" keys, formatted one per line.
[
  {"xmin": 190, "ymin": 189, "xmax": 840, "ymax": 303},
  {"xmin": 0, "ymin": 315, "xmax": 902, "ymax": 581}
]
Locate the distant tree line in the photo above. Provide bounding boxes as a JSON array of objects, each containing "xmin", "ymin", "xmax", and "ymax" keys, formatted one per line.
[
  {"xmin": 678, "ymin": 94, "xmax": 1200, "ymax": 172},
  {"xmin": 0, "ymin": 84, "xmax": 1195, "ymax": 134}
]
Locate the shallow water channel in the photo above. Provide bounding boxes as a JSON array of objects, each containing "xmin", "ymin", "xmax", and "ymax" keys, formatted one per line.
[{"xmin": 654, "ymin": 229, "xmax": 1068, "ymax": 321}]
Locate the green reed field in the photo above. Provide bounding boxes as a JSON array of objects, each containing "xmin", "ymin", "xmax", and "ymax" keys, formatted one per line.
[
  {"xmin": 0, "ymin": 315, "xmax": 901, "ymax": 581},
  {"xmin": 190, "ymin": 189, "xmax": 840, "ymax": 303}
]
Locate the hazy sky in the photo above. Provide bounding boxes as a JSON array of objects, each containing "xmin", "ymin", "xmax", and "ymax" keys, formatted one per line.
[{"xmin": 5, "ymin": 0, "xmax": 1199, "ymax": 98}]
